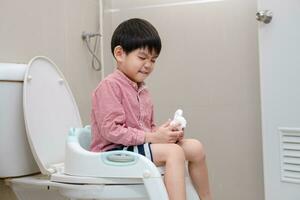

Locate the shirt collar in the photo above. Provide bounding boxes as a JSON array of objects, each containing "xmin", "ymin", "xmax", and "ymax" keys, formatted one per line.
[{"xmin": 115, "ymin": 69, "xmax": 146, "ymax": 92}]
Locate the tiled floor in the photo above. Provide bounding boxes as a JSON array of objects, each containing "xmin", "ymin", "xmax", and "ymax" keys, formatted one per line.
[{"xmin": 0, "ymin": 180, "xmax": 17, "ymax": 200}]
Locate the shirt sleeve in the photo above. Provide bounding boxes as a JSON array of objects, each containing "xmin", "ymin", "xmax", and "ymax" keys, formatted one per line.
[
  {"xmin": 92, "ymin": 80, "xmax": 145, "ymax": 146},
  {"xmin": 150, "ymin": 104, "xmax": 157, "ymax": 132}
]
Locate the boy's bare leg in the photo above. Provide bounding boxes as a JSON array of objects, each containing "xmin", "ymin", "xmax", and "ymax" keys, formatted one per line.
[
  {"xmin": 151, "ymin": 143, "xmax": 186, "ymax": 200},
  {"xmin": 177, "ymin": 139, "xmax": 212, "ymax": 200}
]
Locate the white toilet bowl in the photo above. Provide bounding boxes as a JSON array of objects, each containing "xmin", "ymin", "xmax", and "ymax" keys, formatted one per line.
[{"xmin": 0, "ymin": 56, "xmax": 199, "ymax": 200}]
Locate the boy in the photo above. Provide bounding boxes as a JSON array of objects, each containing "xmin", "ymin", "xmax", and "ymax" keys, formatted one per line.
[{"xmin": 90, "ymin": 18, "xmax": 212, "ymax": 200}]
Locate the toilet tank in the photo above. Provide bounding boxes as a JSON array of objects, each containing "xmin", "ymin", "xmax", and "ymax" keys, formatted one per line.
[{"xmin": 0, "ymin": 63, "xmax": 39, "ymax": 178}]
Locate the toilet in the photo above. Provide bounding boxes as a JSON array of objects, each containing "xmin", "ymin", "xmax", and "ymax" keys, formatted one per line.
[{"xmin": 0, "ymin": 56, "xmax": 199, "ymax": 200}]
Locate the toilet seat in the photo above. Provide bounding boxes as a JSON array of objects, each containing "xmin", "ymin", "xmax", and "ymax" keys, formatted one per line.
[
  {"xmin": 8, "ymin": 175, "xmax": 149, "ymax": 200},
  {"xmin": 51, "ymin": 172, "xmax": 144, "ymax": 184},
  {"xmin": 22, "ymin": 56, "xmax": 157, "ymax": 181},
  {"xmin": 23, "ymin": 56, "xmax": 82, "ymax": 175}
]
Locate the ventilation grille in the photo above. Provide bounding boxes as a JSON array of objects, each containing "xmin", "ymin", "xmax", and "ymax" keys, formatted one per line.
[{"xmin": 279, "ymin": 128, "xmax": 300, "ymax": 184}]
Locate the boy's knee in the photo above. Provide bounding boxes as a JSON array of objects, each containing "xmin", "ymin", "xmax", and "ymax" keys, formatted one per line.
[
  {"xmin": 167, "ymin": 144, "xmax": 185, "ymax": 160},
  {"xmin": 191, "ymin": 139, "xmax": 206, "ymax": 161}
]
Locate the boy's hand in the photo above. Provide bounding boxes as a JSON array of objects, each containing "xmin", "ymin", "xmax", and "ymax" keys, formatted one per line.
[
  {"xmin": 145, "ymin": 120, "xmax": 184, "ymax": 143},
  {"xmin": 177, "ymin": 128, "xmax": 185, "ymax": 141},
  {"xmin": 170, "ymin": 122, "xmax": 185, "ymax": 141},
  {"xmin": 170, "ymin": 121, "xmax": 182, "ymax": 131}
]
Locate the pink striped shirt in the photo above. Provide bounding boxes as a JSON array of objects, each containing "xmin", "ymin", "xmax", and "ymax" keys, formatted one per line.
[{"xmin": 90, "ymin": 69, "xmax": 156, "ymax": 152}]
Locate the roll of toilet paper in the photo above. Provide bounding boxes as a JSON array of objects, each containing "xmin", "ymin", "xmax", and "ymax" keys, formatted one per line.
[{"xmin": 170, "ymin": 109, "xmax": 187, "ymax": 130}]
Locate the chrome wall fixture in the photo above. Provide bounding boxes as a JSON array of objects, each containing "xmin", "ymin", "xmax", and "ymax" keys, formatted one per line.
[{"xmin": 256, "ymin": 10, "xmax": 273, "ymax": 24}]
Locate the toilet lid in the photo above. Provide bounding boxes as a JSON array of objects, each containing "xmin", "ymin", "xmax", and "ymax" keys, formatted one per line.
[{"xmin": 23, "ymin": 56, "xmax": 82, "ymax": 175}]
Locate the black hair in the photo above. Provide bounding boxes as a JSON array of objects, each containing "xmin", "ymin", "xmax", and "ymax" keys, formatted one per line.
[{"xmin": 111, "ymin": 18, "xmax": 161, "ymax": 57}]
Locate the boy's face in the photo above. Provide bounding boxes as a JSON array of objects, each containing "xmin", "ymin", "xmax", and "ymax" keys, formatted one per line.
[{"xmin": 115, "ymin": 47, "xmax": 158, "ymax": 83}]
